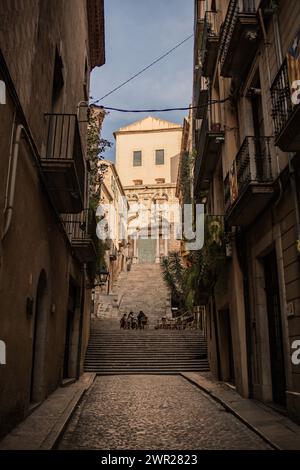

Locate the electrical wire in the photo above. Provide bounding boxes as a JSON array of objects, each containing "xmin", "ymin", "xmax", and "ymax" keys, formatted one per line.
[
  {"xmin": 92, "ymin": 97, "xmax": 230, "ymax": 113},
  {"xmin": 91, "ymin": 34, "xmax": 194, "ymax": 104}
]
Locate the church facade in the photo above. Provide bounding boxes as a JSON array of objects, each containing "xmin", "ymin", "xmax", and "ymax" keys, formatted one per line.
[{"xmin": 114, "ymin": 116, "xmax": 182, "ymax": 264}]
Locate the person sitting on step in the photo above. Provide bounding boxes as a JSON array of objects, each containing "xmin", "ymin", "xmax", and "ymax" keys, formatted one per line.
[
  {"xmin": 137, "ymin": 310, "xmax": 147, "ymax": 330},
  {"xmin": 131, "ymin": 312, "xmax": 138, "ymax": 330},
  {"xmin": 127, "ymin": 311, "xmax": 134, "ymax": 329},
  {"xmin": 120, "ymin": 313, "xmax": 127, "ymax": 330},
  {"xmin": 143, "ymin": 313, "xmax": 148, "ymax": 329}
]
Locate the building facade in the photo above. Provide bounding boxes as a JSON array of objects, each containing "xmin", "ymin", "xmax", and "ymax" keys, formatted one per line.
[
  {"xmin": 114, "ymin": 116, "xmax": 182, "ymax": 264},
  {"xmin": 193, "ymin": 0, "xmax": 300, "ymax": 420},
  {"xmin": 0, "ymin": 0, "xmax": 105, "ymax": 437},
  {"xmin": 92, "ymin": 160, "xmax": 129, "ymax": 319},
  {"xmin": 176, "ymin": 110, "xmax": 195, "ymax": 262}
]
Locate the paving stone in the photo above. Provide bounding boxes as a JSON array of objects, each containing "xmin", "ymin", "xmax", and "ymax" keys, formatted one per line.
[
  {"xmin": 182, "ymin": 372, "xmax": 300, "ymax": 450},
  {"xmin": 58, "ymin": 375, "xmax": 271, "ymax": 450}
]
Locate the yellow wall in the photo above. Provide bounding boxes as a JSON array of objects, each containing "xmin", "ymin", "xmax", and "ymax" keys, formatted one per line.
[{"xmin": 115, "ymin": 116, "xmax": 182, "ymax": 187}]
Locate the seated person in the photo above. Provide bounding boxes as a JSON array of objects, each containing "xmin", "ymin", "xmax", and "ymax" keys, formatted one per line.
[
  {"xmin": 137, "ymin": 310, "xmax": 146, "ymax": 329},
  {"xmin": 131, "ymin": 313, "xmax": 138, "ymax": 330},
  {"xmin": 120, "ymin": 313, "xmax": 127, "ymax": 329},
  {"xmin": 127, "ymin": 311, "xmax": 134, "ymax": 329}
]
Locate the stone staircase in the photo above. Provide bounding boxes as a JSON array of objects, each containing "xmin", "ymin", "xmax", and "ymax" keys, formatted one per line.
[
  {"xmin": 115, "ymin": 263, "xmax": 171, "ymax": 326},
  {"xmin": 84, "ymin": 324, "xmax": 209, "ymax": 375}
]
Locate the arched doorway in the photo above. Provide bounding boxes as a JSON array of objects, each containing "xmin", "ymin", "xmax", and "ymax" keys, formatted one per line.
[{"xmin": 30, "ymin": 270, "xmax": 48, "ymax": 404}]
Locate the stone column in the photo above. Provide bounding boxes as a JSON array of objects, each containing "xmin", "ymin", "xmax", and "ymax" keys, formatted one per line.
[
  {"xmin": 155, "ymin": 232, "xmax": 160, "ymax": 263},
  {"xmin": 133, "ymin": 238, "xmax": 138, "ymax": 264}
]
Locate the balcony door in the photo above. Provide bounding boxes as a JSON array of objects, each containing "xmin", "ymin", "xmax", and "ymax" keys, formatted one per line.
[
  {"xmin": 263, "ymin": 250, "xmax": 286, "ymax": 406},
  {"xmin": 218, "ymin": 309, "xmax": 235, "ymax": 384},
  {"xmin": 250, "ymin": 75, "xmax": 265, "ymax": 181}
]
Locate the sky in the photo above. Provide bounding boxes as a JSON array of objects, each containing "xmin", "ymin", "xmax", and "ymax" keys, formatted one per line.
[{"xmin": 90, "ymin": 0, "xmax": 194, "ymax": 161}]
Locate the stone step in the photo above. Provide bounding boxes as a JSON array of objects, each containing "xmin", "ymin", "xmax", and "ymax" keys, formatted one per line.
[
  {"xmin": 88, "ymin": 335, "xmax": 206, "ymax": 340},
  {"xmin": 87, "ymin": 343, "xmax": 207, "ymax": 348},
  {"xmin": 87, "ymin": 343, "xmax": 207, "ymax": 347},
  {"xmin": 116, "ymin": 263, "xmax": 170, "ymax": 321},
  {"xmin": 86, "ymin": 362, "xmax": 208, "ymax": 367},
  {"xmin": 86, "ymin": 352, "xmax": 207, "ymax": 356},
  {"xmin": 87, "ymin": 345, "xmax": 207, "ymax": 349},
  {"xmin": 84, "ymin": 367, "xmax": 210, "ymax": 374},
  {"xmin": 85, "ymin": 364, "xmax": 210, "ymax": 369},
  {"xmin": 84, "ymin": 327, "xmax": 209, "ymax": 374},
  {"xmin": 86, "ymin": 350, "xmax": 206, "ymax": 355},
  {"xmin": 90, "ymin": 336, "xmax": 205, "ymax": 344}
]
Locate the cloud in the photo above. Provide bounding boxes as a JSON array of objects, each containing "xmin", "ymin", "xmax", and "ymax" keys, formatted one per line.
[{"xmin": 91, "ymin": 0, "xmax": 194, "ymax": 160}]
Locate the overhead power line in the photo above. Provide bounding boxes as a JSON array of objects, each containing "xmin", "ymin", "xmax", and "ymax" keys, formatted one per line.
[
  {"xmin": 91, "ymin": 34, "xmax": 194, "ymax": 104},
  {"xmin": 93, "ymin": 97, "xmax": 230, "ymax": 113}
]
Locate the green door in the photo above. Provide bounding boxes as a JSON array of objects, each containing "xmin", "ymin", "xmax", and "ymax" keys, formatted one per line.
[{"xmin": 137, "ymin": 239, "xmax": 156, "ymax": 264}]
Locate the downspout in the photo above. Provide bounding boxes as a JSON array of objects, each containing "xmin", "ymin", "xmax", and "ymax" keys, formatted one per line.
[
  {"xmin": 212, "ymin": 290, "xmax": 221, "ymax": 380},
  {"xmin": 235, "ymin": 226, "xmax": 253, "ymax": 398},
  {"xmin": 273, "ymin": 4, "xmax": 300, "ymax": 247},
  {"xmin": 1, "ymin": 124, "xmax": 24, "ymax": 241},
  {"xmin": 76, "ymin": 264, "xmax": 86, "ymax": 379},
  {"xmin": 3, "ymin": 110, "xmax": 16, "ymax": 219}
]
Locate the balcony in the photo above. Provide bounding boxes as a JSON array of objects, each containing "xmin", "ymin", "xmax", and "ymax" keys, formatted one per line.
[
  {"xmin": 271, "ymin": 58, "xmax": 300, "ymax": 152},
  {"xmin": 224, "ymin": 136, "xmax": 276, "ymax": 226},
  {"xmin": 194, "ymin": 74, "xmax": 209, "ymax": 119},
  {"xmin": 194, "ymin": 118, "xmax": 224, "ymax": 193},
  {"xmin": 219, "ymin": 0, "xmax": 259, "ymax": 78},
  {"xmin": 41, "ymin": 114, "xmax": 86, "ymax": 213},
  {"xmin": 201, "ymin": 11, "xmax": 219, "ymax": 78},
  {"xmin": 62, "ymin": 209, "xmax": 98, "ymax": 263}
]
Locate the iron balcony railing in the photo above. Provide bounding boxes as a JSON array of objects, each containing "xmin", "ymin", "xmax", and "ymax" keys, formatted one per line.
[
  {"xmin": 201, "ymin": 10, "xmax": 219, "ymax": 63},
  {"xmin": 224, "ymin": 173, "xmax": 232, "ymax": 215},
  {"xmin": 219, "ymin": 0, "xmax": 256, "ymax": 70},
  {"xmin": 62, "ymin": 208, "xmax": 97, "ymax": 247},
  {"xmin": 194, "ymin": 116, "xmax": 209, "ymax": 184},
  {"xmin": 194, "ymin": 116, "xmax": 222, "ymax": 185},
  {"xmin": 194, "ymin": 75, "xmax": 208, "ymax": 118},
  {"xmin": 224, "ymin": 136, "xmax": 273, "ymax": 213},
  {"xmin": 270, "ymin": 58, "xmax": 294, "ymax": 138},
  {"xmin": 44, "ymin": 113, "xmax": 85, "ymax": 199}
]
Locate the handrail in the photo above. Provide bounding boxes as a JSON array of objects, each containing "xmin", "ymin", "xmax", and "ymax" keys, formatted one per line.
[
  {"xmin": 270, "ymin": 58, "xmax": 293, "ymax": 137},
  {"xmin": 219, "ymin": 0, "xmax": 257, "ymax": 69},
  {"xmin": 224, "ymin": 136, "xmax": 274, "ymax": 214}
]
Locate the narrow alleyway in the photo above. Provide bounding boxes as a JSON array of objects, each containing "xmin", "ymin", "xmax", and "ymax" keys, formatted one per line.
[{"xmin": 58, "ymin": 375, "xmax": 271, "ymax": 450}]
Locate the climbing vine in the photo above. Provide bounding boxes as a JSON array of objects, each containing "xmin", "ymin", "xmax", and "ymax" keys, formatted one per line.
[
  {"xmin": 87, "ymin": 107, "xmax": 112, "ymax": 278},
  {"xmin": 161, "ymin": 216, "xmax": 227, "ymax": 312}
]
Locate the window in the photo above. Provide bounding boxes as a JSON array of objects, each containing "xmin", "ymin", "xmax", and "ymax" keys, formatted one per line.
[
  {"xmin": 155, "ymin": 149, "xmax": 164, "ymax": 165},
  {"xmin": 155, "ymin": 178, "xmax": 165, "ymax": 184},
  {"xmin": 51, "ymin": 47, "xmax": 64, "ymax": 111},
  {"xmin": 133, "ymin": 151, "xmax": 142, "ymax": 166},
  {"xmin": 133, "ymin": 179, "xmax": 143, "ymax": 186}
]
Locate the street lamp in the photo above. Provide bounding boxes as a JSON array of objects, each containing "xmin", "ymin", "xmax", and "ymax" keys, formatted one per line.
[{"xmin": 94, "ymin": 269, "xmax": 110, "ymax": 287}]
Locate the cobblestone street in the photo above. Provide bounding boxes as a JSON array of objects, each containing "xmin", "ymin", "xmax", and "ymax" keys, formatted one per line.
[{"xmin": 58, "ymin": 375, "xmax": 271, "ymax": 450}]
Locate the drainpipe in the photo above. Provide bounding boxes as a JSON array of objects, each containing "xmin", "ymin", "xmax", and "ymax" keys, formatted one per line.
[
  {"xmin": 76, "ymin": 264, "xmax": 86, "ymax": 379},
  {"xmin": 258, "ymin": 7, "xmax": 281, "ymax": 176},
  {"xmin": 273, "ymin": 4, "xmax": 300, "ymax": 248},
  {"xmin": 1, "ymin": 124, "xmax": 24, "ymax": 242},
  {"xmin": 236, "ymin": 226, "xmax": 253, "ymax": 398},
  {"xmin": 3, "ymin": 110, "xmax": 16, "ymax": 218}
]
